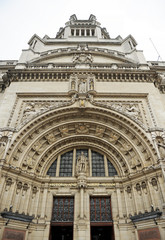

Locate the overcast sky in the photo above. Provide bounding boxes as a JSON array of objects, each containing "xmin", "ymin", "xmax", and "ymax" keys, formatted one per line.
[{"xmin": 0, "ymin": 0, "xmax": 165, "ymax": 61}]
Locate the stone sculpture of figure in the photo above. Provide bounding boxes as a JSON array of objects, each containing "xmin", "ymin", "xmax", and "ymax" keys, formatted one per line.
[
  {"xmin": 89, "ymin": 79, "xmax": 94, "ymax": 90},
  {"xmin": 125, "ymin": 103, "xmax": 140, "ymax": 120},
  {"xmin": 78, "ymin": 80, "xmax": 86, "ymax": 93},
  {"xmin": 45, "ymin": 133, "xmax": 56, "ymax": 144},
  {"xmin": 109, "ymin": 132, "xmax": 119, "ymax": 144},
  {"xmin": 120, "ymin": 142, "xmax": 132, "ymax": 155},
  {"xmin": 71, "ymin": 81, "xmax": 76, "ymax": 90},
  {"xmin": 76, "ymin": 152, "xmax": 88, "ymax": 175},
  {"xmin": 156, "ymin": 136, "xmax": 165, "ymax": 159}
]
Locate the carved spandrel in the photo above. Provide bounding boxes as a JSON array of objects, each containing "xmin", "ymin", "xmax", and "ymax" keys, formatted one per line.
[
  {"xmin": 19, "ymin": 100, "xmax": 71, "ymax": 126},
  {"xmin": 95, "ymin": 101, "xmax": 143, "ymax": 123}
]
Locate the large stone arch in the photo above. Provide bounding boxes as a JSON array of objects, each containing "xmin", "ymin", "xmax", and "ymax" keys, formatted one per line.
[{"xmin": 7, "ymin": 104, "xmax": 157, "ymax": 178}]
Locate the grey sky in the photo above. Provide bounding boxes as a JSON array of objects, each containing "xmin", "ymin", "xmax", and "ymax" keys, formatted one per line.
[{"xmin": 0, "ymin": 0, "xmax": 165, "ymax": 61}]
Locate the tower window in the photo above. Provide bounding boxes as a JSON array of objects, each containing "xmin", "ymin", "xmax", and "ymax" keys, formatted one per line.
[
  {"xmin": 71, "ymin": 29, "xmax": 74, "ymax": 36},
  {"xmin": 76, "ymin": 29, "xmax": 79, "ymax": 36},
  {"xmin": 87, "ymin": 29, "xmax": 90, "ymax": 36}
]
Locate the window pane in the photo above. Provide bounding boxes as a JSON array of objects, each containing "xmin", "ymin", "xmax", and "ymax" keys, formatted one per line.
[
  {"xmin": 107, "ymin": 160, "xmax": 118, "ymax": 176},
  {"xmin": 52, "ymin": 197, "xmax": 74, "ymax": 222},
  {"xmin": 90, "ymin": 197, "xmax": 112, "ymax": 222},
  {"xmin": 59, "ymin": 151, "xmax": 73, "ymax": 177},
  {"xmin": 47, "ymin": 159, "xmax": 57, "ymax": 177},
  {"xmin": 92, "ymin": 151, "xmax": 105, "ymax": 176}
]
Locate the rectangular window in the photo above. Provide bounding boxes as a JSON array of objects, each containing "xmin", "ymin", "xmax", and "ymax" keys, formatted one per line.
[
  {"xmin": 90, "ymin": 197, "xmax": 112, "ymax": 222},
  {"xmin": 52, "ymin": 197, "xmax": 74, "ymax": 222}
]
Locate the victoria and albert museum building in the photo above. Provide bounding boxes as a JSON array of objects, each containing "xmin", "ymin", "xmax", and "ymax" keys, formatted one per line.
[{"xmin": 0, "ymin": 14, "xmax": 165, "ymax": 240}]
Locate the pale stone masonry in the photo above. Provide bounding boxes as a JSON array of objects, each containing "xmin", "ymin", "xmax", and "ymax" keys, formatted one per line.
[{"xmin": 0, "ymin": 14, "xmax": 165, "ymax": 240}]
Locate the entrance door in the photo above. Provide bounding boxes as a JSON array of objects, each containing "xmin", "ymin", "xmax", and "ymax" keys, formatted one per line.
[
  {"xmin": 50, "ymin": 197, "xmax": 74, "ymax": 240},
  {"xmin": 90, "ymin": 197, "xmax": 114, "ymax": 240},
  {"xmin": 91, "ymin": 226, "xmax": 114, "ymax": 240},
  {"xmin": 50, "ymin": 226, "xmax": 73, "ymax": 240}
]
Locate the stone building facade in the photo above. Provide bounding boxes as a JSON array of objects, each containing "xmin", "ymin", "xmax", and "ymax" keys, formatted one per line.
[{"xmin": 0, "ymin": 14, "xmax": 165, "ymax": 240}]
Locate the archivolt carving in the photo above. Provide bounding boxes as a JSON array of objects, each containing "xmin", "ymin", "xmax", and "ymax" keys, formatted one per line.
[{"xmin": 6, "ymin": 107, "xmax": 156, "ymax": 176}]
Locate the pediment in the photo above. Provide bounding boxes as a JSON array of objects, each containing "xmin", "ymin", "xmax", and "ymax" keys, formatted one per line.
[{"xmin": 28, "ymin": 48, "xmax": 138, "ymax": 66}]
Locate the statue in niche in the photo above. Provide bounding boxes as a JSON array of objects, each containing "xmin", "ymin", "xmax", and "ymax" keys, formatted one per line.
[
  {"xmin": 71, "ymin": 81, "xmax": 76, "ymax": 90},
  {"xmin": 78, "ymin": 80, "xmax": 86, "ymax": 93},
  {"xmin": 156, "ymin": 136, "xmax": 165, "ymax": 159},
  {"xmin": 89, "ymin": 79, "xmax": 94, "ymax": 90},
  {"xmin": 76, "ymin": 152, "xmax": 88, "ymax": 175}
]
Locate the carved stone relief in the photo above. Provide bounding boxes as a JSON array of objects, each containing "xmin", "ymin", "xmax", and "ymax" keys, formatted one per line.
[
  {"xmin": 69, "ymin": 74, "xmax": 96, "ymax": 94},
  {"xmin": 75, "ymin": 123, "xmax": 90, "ymax": 134},
  {"xmin": 72, "ymin": 53, "xmax": 93, "ymax": 64},
  {"xmin": 15, "ymin": 100, "xmax": 72, "ymax": 128},
  {"xmin": 8, "ymin": 108, "xmax": 155, "ymax": 175},
  {"xmin": 95, "ymin": 101, "xmax": 143, "ymax": 124}
]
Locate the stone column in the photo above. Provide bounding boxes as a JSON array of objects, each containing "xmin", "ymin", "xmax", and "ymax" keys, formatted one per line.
[
  {"xmin": 40, "ymin": 185, "xmax": 48, "ymax": 221},
  {"xmin": 116, "ymin": 184, "xmax": 123, "ymax": 219}
]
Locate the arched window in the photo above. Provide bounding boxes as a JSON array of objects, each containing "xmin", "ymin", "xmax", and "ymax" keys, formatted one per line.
[{"xmin": 47, "ymin": 148, "xmax": 118, "ymax": 177}]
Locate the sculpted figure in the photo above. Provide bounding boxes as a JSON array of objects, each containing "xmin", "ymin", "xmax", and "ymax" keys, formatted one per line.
[
  {"xmin": 78, "ymin": 80, "xmax": 86, "ymax": 93},
  {"xmin": 120, "ymin": 142, "xmax": 132, "ymax": 154},
  {"xmin": 71, "ymin": 81, "xmax": 76, "ymax": 90},
  {"xmin": 109, "ymin": 132, "xmax": 119, "ymax": 144},
  {"xmin": 76, "ymin": 152, "xmax": 88, "ymax": 175},
  {"xmin": 125, "ymin": 103, "xmax": 141, "ymax": 120},
  {"xmin": 45, "ymin": 133, "xmax": 56, "ymax": 144},
  {"xmin": 95, "ymin": 126, "xmax": 105, "ymax": 137},
  {"xmin": 59, "ymin": 126, "xmax": 69, "ymax": 137},
  {"xmin": 23, "ymin": 156, "xmax": 35, "ymax": 168},
  {"xmin": 32, "ymin": 142, "xmax": 44, "ymax": 154},
  {"xmin": 89, "ymin": 79, "xmax": 94, "ymax": 90},
  {"xmin": 75, "ymin": 124, "xmax": 89, "ymax": 134}
]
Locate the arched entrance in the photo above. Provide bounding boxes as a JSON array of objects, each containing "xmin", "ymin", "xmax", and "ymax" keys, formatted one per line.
[{"xmin": 4, "ymin": 105, "xmax": 157, "ymax": 240}]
